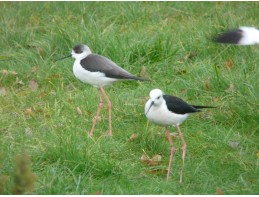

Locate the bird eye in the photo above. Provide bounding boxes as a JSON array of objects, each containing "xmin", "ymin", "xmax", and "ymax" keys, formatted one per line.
[
  {"xmin": 73, "ymin": 45, "xmax": 83, "ymax": 54},
  {"xmin": 75, "ymin": 49, "xmax": 82, "ymax": 54}
]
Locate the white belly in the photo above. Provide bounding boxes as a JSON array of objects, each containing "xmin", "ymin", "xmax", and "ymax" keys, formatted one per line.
[
  {"xmin": 73, "ymin": 61, "xmax": 117, "ymax": 88},
  {"xmin": 239, "ymin": 27, "xmax": 259, "ymax": 45},
  {"xmin": 145, "ymin": 100, "xmax": 189, "ymax": 126}
]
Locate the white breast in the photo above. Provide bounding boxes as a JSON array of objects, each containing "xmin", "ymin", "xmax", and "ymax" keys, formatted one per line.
[
  {"xmin": 239, "ymin": 27, "xmax": 259, "ymax": 45},
  {"xmin": 73, "ymin": 60, "xmax": 117, "ymax": 88},
  {"xmin": 145, "ymin": 99, "xmax": 189, "ymax": 126}
]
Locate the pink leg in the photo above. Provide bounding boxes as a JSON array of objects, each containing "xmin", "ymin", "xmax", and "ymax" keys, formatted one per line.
[
  {"xmin": 166, "ymin": 127, "xmax": 176, "ymax": 180},
  {"xmin": 177, "ymin": 125, "xmax": 187, "ymax": 183},
  {"xmin": 100, "ymin": 87, "xmax": 112, "ymax": 136},
  {"xmin": 89, "ymin": 89, "xmax": 103, "ymax": 137}
]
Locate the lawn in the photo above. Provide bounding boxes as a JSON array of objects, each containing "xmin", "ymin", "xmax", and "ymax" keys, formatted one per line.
[{"xmin": 0, "ymin": 1, "xmax": 258, "ymax": 195}]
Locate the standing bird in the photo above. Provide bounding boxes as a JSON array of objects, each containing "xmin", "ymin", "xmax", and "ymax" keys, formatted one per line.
[
  {"xmin": 145, "ymin": 89, "xmax": 214, "ymax": 183},
  {"xmin": 57, "ymin": 44, "xmax": 148, "ymax": 137},
  {"xmin": 214, "ymin": 26, "xmax": 259, "ymax": 45}
]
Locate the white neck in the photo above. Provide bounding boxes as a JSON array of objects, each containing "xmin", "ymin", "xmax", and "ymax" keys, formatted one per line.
[{"xmin": 72, "ymin": 48, "xmax": 92, "ymax": 61}]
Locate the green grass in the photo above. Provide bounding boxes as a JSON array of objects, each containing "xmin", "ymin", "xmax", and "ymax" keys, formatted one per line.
[{"xmin": 0, "ymin": 1, "xmax": 259, "ymax": 195}]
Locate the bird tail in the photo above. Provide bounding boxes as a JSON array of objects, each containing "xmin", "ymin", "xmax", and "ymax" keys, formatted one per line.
[
  {"xmin": 127, "ymin": 76, "xmax": 151, "ymax": 81},
  {"xmin": 192, "ymin": 105, "xmax": 216, "ymax": 109},
  {"xmin": 134, "ymin": 77, "xmax": 151, "ymax": 81}
]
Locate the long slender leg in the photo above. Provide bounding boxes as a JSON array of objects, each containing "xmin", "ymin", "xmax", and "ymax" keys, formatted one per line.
[
  {"xmin": 177, "ymin": 125, "xmax": 187, "ymax": 183},
  {"xmin": 166, "ymin": 127, "xmax": 176, "ymax": 180},
  {"xmin": 89, "ymin": 88, "xmax": 103, "ymax": 137},
  {"xmin": 100, "ymin": 87, "xmax": 112, "ymax": 136}
]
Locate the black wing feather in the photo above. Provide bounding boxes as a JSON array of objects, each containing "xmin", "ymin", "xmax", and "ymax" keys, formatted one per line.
[
  {"xmin": 214, "ymin": 28, "xmax": 243, "ymax": 44},
  {"xmin": 80, "ymin": 54, "xmax": 147, "ymax": 80},
  {"xmin": 163, "ymin": 95, "xmax": 200, "ymax": 115}
]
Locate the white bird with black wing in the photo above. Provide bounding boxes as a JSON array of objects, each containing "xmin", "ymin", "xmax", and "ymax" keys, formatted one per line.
[
  {"xmin": 57, "ymin": 44, "xmax": 148, "ymax": 137},
  {"xmin": 214, "ymin": 26, "xmax": 259, "ymax": 45},
  {"xmin": 145, "ymin": 89, "xmax": 215, "ymax": 183}
]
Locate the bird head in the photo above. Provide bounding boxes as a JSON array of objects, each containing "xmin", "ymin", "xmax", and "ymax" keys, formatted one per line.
[
  {"xmin": 145, "ymin": 89, "xmax": 164, "ymax": 115},
  {"xmin": 55, "ymin": 44, "xmax": 92, "ymax": 61},
  {"xmin": 71, "ymin": 44, "xmax": 92, "ymax": 60}
]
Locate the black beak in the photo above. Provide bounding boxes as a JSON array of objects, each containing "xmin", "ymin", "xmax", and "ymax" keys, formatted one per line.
[
  {"xmin": 145, "ymin": 101, "xmax": 154, "ymax": 115},
  {"xmin": 55, "ymin": 54, "xmax": 72, "ymax": 62}
]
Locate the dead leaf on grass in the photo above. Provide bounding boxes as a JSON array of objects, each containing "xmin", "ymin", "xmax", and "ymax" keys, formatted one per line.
[
  {"xmin": 0, "ymin": 69, "xmax": 18, "ymax": 75},
  {"xmin": 228, "ymin": 141, "xmax": 240, "ymax": 149},
  {"xmin": 139, "ymin": 66, "xmax": 150, "ymax": 79},
  {"xmin": 216, "ymin": 187, "xmax": 224, "ymax": 195},
  {"xmin": 76, "ymin": 107, "xmax": 82, "ymax": 115},
  {"xmin": 45, "ymin": 74, "xmax": 61, "ymax": 81},
  {"xmin": 31, "ymin": 65, "xmax": 38, "ymax": 73},
  {"xmin": 16, "ymin": 77, "xmax": 25, "ymax": 86},
  {"xmin": 225, "ymin": 83, "xmax": 235, "ymax": 93},
  {"xmin": 213, "ymin": 97, "xmax": 220, "ymax": 103},
  {"xmin": 225, "ymin": 59, "xmax": 234, "ymax": 71},
  {"xmin": 204, "ymin": 77, "xmax": 211, "ymax": 91},
  {"xmin": 92, "ymin": 191, "xmax": 102, "ymax": 195},
  {"xmin": 37, "ymin": 47, "xmax": 44, "ymax": 56},
  {"xmin": 37, "ymin": 91, "xmax": 47, "ymax": 98},
  {"xmin": 180, "ymin": 88, "xmax": 187, "ymax": 94},
  {"xmin": 151, "ymin": 154, "xmax": 162, "ymax": 163},
  {"xmin": 29, "ymin": 79, "xmax": 38, "ymax": 91},
  {"xmin": 25, "ymin": 128, "xmax": 33, "ymax": 137},
  {"xmin": 145, "ymin": 169, "xmax": 168, "ymax": 175},
  {"xmin": 0, "ymin": 70, "xmax": 8, "ymax": 75},
  {"xmin": 0, "ymin": 87, "xmax": 7, "ymax": 96},
  {"xmin": 128, "ymin": 133, "xmax": 138, "ymax": 142},
  {"xmin": 9, "ymin": 71, "xmax": 18, "ymax": 75},
  {"xmin": 66, "ymin": 83, "xmax": 76, "ymax": 92},
  {"xmin": 179, "ymin": 51, "xmax": 197, "ymax": 62},
  {"xmin": 24, "ymin": 108, "xmax": 33, "ymax": 116},
  {"xmin": 140, "ymin": 154, "xmax": 150, "ymax": 164},
  {"xmin": 141, "ymin": 153, "xmax": 162, "ymax": 166},
  {"xmin": 67, "ymin": 99, "xmax": 74, "ymax": 103},
  {"xmin": 140, "ymin": 96, "xmax": 149, "ymax": 105}
]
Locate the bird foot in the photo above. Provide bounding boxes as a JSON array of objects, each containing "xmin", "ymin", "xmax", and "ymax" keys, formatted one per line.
[
  {"xmin": 93, "ymin": 116, "xmax": 101, "ymax": 123},
  {"xmin": 107, "ymin": 130, "xmax": 112, "ymax": 136},
  {"xmin": 88, "ymin": 132, "xmax": 93, "ymax": 139},
  {"xmin": 166, "ymin": 170, "xmax": 170, "ymax": 181},
  {"xmin": 98, "ymin": 132, "xmax": 112, "ymax": 139},
  {"xmin": 99, "ymin": 131, "xmax": 112, "ymax": 138},
  {"xmin": 179, "ymin": 174, "xmax": 183, "ymax": 184}
]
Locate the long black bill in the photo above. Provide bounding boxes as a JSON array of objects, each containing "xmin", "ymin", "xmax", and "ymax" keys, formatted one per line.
[
  {"xmin": 145, "ymin": 101, "xmax": 154, "ymax": 115},
  {"xmin": 55, "ymin": 54, "xmax": 72, "ymax": 62}
]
